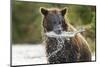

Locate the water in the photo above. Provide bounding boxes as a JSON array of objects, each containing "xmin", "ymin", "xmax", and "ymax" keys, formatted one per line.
[
  {"xmin": 12, "ymin": 44, "xmax": 47, "ymax": 65},
  {"xmin": 12, "ymin": 28, "xmax": 94, "ymax": 66},
  {"xmin": 45, "ymin": 28, "xmax": 85, "ymax": 58},
  {"xmin": 12, "ymin": 44, "xmax": 95, "ymax": 66},
  {"xmin": 48, "ymin": 36, "xmax": 65, "ymax": 58}
]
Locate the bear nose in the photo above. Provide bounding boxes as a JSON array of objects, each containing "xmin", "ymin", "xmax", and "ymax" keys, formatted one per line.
[
  {"xmin": 53, "ymin": 25, "xmax": 62, "ymax": 34},
  {"xmin": 55, "ymin": 30, "xmax": 62, "ymax": 34}
]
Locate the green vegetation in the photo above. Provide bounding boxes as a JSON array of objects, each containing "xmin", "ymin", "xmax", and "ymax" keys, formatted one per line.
[{"xmin": 12, "ymin": 0, "xmax": 96, "ymax": 52}]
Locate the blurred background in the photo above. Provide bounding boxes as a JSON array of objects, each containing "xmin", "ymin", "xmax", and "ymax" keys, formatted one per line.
[{"xmin": 12, "ymin": 0, "xmax": 96, "ymax": 53}]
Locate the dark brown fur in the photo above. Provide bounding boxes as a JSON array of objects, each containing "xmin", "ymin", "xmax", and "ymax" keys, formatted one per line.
[{"xmin": 40, "ymin": 8, "xmax": 91, "ymax": 64}]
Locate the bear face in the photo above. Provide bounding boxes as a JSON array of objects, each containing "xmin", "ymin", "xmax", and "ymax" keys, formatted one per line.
[{"xmin": 40, "ymin": 8, "xmax": 68, "ymax": 34}]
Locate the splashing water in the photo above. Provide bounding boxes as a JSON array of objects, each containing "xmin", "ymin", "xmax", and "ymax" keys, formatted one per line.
[
  {"xmin": 47, "ymin": 36, "xmax": 65, "ymax": 58},
  {"xmin": 45, "ymin": 28, "xmax": 85, "ymax": 58}
]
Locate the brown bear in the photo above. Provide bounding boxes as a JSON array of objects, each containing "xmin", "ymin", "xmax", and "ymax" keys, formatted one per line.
[{"xmin": 40, "ymin": 7, "xmax": 91, "ymax": 64}]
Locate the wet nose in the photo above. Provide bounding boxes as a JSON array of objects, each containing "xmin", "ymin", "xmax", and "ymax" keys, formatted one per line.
[
  {"xmin": 55, "ymin": 30, "xmax": 62, "ymax": 34},
  {"xmin": 53, "ymin": 25, "xmax": 62, "ymax": 34}
]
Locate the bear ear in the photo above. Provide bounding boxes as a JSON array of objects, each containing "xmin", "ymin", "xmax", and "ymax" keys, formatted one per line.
[
  {"xmin": 61, "ymin": 7, "xmax": 67, "ymax": 16},
  {"xmin": 40, "ymin": 7, "xmax": 48, "ymax": 16}
]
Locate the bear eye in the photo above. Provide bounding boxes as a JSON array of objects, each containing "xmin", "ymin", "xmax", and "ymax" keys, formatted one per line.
[{"xmin": 59, "ymin": 21, "xmax": 61, "ymax": 24}]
